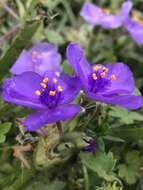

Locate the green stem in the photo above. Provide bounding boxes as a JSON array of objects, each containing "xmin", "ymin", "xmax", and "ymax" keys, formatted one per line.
[
  {"xmin": 82, "ymin": 165, "xmax": 89, "ymax": 190},
  {"xmin": 56, "ymin": 122, "xmax": 64, "ymax": 137}
]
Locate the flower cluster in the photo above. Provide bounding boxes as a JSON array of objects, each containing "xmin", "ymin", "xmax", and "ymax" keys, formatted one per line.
[
  {"xmin": 1, "ymin": 2, "xmax": 143, "ymax": 151},
  {"xmin": 2, "ymin": 42, "xmax": 80, "ymax": 131},
  {"xmin": 2, "ymin": 41, "xmax": 143, "ymax": 134},
  {"xmin": 80, "ymin": 1, "xmax": 143, "ymax": 45}
]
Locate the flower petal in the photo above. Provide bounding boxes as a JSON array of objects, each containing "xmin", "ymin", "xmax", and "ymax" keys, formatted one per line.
[
  {"xmin": 124, "ymin": 19, "xmax": 143, "ymax": 45},
  {"xmin": 66, "ymin": 43, "xmax": 91, "ymax": 89},
  {"xmin": 24, "ymin": 104, "xmax": 81, "ymax": 131},
  {"xmin": 10, "ymin": 42, "xmax": 61, "ymax": 75},
  {"xmin": 29, "ymin": 42, "xmax": 58, "ymax": 52},
  {"xmin": 80, "ymin": 2, "xmax": 103, "ymax": 25},
  {"xmin": 120, "ymin": 0, "xmax": 133, "ymax": 21},
  {"xmin": 59, "ymin": 74, "xmax": 81, "ymax": 104},
  {"xmin": 100, "ymin": 15, "xmax": 122, "ymax": 29},
  {"xmin": 10, "ymin": 50, "xmax": 33, "ymax": 75},
  {"xmin": 30, "ymin": 42, "xmax": 61, "ymax": 75},
  {"xmin": 87, "ymin": 92, "xmax": 143, "ymax": 110},
  {"xmin": 106, "ymin": 63, "xmax": 134, "ymax": 94},
  {"xmin": 2, "ymin": 72, "xmax": 46, "ymax": 110}
]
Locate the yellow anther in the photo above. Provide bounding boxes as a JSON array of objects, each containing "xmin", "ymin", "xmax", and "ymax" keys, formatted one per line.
[
  {"xmin": 111, "ymin": 74, "xmax": 117, "ymax": 81},
  {"xmin": 35, "ymin": 90, "xmax": 41, "ymax": 96},
  {"xmin": 41, "ymin": 83, "xmax": 47, "ymax": 88},
  {"xmin": 57, "ymin": 85, "xmax": 63, "ymax": 92},
  {"xmin": 103, "ymin": 67, "xmax": 109, "ymax": 72},
  {"xmin": 102, "ymin": 8, "xmax": 111, "ymax": 14},
  {"xmin": 53, "ymin": 78, "xmax": 57, "ymax": 84},
  {"xmin": 93, "ymin": 65, "xmax": 101, "ymax": 71},
  {"xmin": 132, "ymin": 14, "xmax": 143, "ymax": 26},
  {"xmin": 49, "ymin": 90, "xmax": 56, "ymax": 96},
  {"xmin": 43, "ymin": 77, "xmax": 48, "ymax": 83},
  {"xmin": 100, "ymin": 72, "xmax": 106, "ymax": 78},
  {"xmin": 92, "ymin": 73, "xmax": 98, "ymax": 80}
]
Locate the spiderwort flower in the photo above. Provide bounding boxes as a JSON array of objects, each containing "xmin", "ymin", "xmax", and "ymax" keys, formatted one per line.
[
  {"xmin": 10, "ymin": 42, "xmax": 61, "ymax": 76},
  {"xmin": 2, "ymin": 71, "xmax": 81, "ymax": 131},
  {"xmin": 120, "ymin": 1, "xmax": 143, "ymax": 45},
  {"xmin": 80, "ymin": 2, "xmax": 122, "ymax": 29},
  {"xmin": 82, "ymin": 138, "xmax": 96, "ymax": 153},
  {"xmin": 66, "ymin": 43, "xmax": 143, "ymax": 109},
  {"xmin": 80, "ymin": 1, "xmax": 143, "ymax": 45}
]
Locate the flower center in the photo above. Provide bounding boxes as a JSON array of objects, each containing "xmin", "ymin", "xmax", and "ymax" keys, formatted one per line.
[
  {"xmin": 132, "ymin": 14, "xmax": 143, "ymax": 26},
  {"xmin": 89, "ymin": 65, "xmax": 117, "ymax": 93},
  {"xmin": 35, "ymin": 76, "xmax": 63, "ymax": 109},
  {"xmin": 101, "ymin": 8, "xmax": 112, "ymax": 14}
]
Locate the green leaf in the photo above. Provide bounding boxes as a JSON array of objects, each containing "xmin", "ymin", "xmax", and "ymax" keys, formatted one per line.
[
  {"xmin": 47, "ymin": 180, "xmax": 65, "ymax": 190},
  {"xmin": 103, "ymin": 135, "xmax": 125, "ymax": 143},
  {"xmin": 34, "ymin": 136, "xmax": 47, "ymax": 168},
  {"xmin": 46, "ymin": 29, "xmax": 65, "ymax": 45},
  {"xmin": 107, "ymin": 126, "xmax": 143, "ymax": 141},
  {"xmin": 0, "ymin": 122, "xmax": 11, "ymax": 143},
  {"xmin": 15, "ymin": 0, "xmax": 26, "ymax": 20},
  {"xmin": 118, "ymin": 151, "xmax": 142, "ymax": 184},
  {"xmin": 0, "ymin": 22, "xmax": 39, "ymax": 80},
  {"xmin": 109, "ymin": 106, "xmax": 143, "ymax": 124},
  {"xmin": 80, "ymin": 151, "xmax": 117, "ymax": 181},
  {"xmin": 62, "ymin": 60, "xmax": 73, "ymax": 75},
  {"xmin": 118, "ymin": 164, "xmax": 138, "ymax": 184}
]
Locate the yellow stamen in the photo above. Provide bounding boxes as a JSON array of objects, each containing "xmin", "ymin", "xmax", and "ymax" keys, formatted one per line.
[
  {"xmin": 43, "ymin": 77, "xmax": 48, "ymax": 83},
  {"xmin": 92, "ymin": 73, "xmax": 97, "ymax": 80},
  {"xmin": 111, "ymin": 74, "xmax": 117, "ymax": 81},
  {"xmin": 53, "ymin": 78, "xmax": 57, "ymax": 84},
  {"xmin": 41, "ymin": 83, "xmax": 47, "ymax": 88},
  {"xmin": 100, "ymin": 72, "xmax": 106, "ymax": 78},
  {"xmin": 102, "ymin": 8, "xmax": 111, "ymax": 14},
  {"xmin": 93, "ymin": 65, "xmax": 101, "ymax": 71},
  {"xmin": 132, "ymin": 14, "xmax": 143, "ymax": 26},
  {"xmin": 57, "ymin": 85, "xmax": 63, "ymax": 92},
  {"xmin": 35, "ymin": 90, "xmax": 41, "ymax": 96},
  {"xmin": 103, "ymin": 67, "xmax": 109, "ymax": 72},
  {"xmin": 49, "ymin": 90, "xmax": 56, "ymax": 96}
]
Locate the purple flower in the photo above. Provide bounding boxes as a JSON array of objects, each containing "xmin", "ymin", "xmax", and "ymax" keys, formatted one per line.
[
  {"xmin": 120, "ymin": 1, "xmax": 143, "ymax": 45},
  {"xmin": 80, "ymin": 1, "xmax": 143, "ymax": 45},
  {"xmin": 80, "ymin": 2, "xmax": 122, "ymax": 29},
  {"xmin": 10, "ymin": 42, "xmax": 61, "ymax": 76},
  {"xmin": 82, "ymin": 138, "xmax": 96, "ymax": 153},
  {"xmin": 66, "ymin": 43, "xmax": 143, "ymax": 110},
  {"xmin": 2, "ymin": 71, "xmax": 81, "ymax": 131}
]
